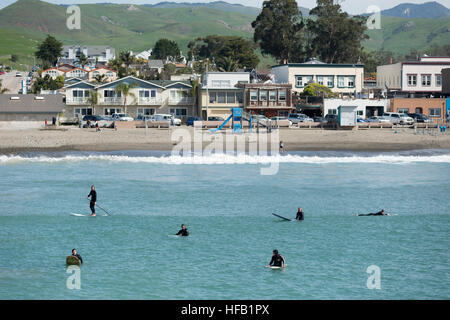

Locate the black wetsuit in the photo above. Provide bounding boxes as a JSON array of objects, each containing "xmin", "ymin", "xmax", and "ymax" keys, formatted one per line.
[
  {"xmin": 269, "ymin": 254, "xmax": 284, "ymax": 267},
  {"xmin": 176, "ymin": 228, "xmax": 189, "ymax": 236},
  {"xmin": 72, "ymin": 254, "xmax": 83, "ymax": 263},
  {"xmin": 358, "ymin": 210, "xmax": 384, "ymax": 216},
  {"xmin": 88, "ymin": 190, "xmax": 97, "ymax": 214},
  {"xmin": 296, "ymin": 211, "xmax": 304, "ymax": 220}
]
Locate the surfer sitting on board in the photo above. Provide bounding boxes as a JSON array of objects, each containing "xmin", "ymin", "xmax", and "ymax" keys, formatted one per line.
[
  {"xmin": 86, "ymin": 185, "xmax": 97, "ymax": 216},
  {"xmin": 356, "ymin": 209, "xmax": 388, "ymax": 216},
  {"xmin": 296, "ymin": 207, "xmax": 304, "ymax": 220},
  {"xmin": 175, "ymin": 224, "xmax": 189, "ymax": 236},
  {"xmin": 267, "ymin": 249, "xmax": 285, "ymax": 268},
  {"xmin": 71, "ymin": 249, "xmax": 83, "ymax": 263}
]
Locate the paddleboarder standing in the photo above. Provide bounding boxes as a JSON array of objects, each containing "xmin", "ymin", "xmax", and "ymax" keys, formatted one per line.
[{"xmin": 87, "ymin": 185, "xmax": 97, "ymax": 216}]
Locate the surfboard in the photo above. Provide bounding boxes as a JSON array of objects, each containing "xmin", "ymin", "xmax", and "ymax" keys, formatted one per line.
[
  {"xmin": 66, "ymin": 255, "xmax": 81, "ymax": 265},
  {"xmin": 272, "ymin": 213, "xmax": 292, "ymax": 221},
  {"xmin": 266, "ymin": 265, "xmax": 287, "ymax": 269},
  {"xmin": 70, "ymin": 213, "xmax": 108, "ymax": 217}
]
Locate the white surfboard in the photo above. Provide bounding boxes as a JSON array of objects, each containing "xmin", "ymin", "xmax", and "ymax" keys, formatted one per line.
[
  {"xmin": 266, "ymin": 265, "xmax": 287, "ymax": 269},
  {"xmin": 70, "ymin": 213, "xmax": 108, "ymax": 217}
]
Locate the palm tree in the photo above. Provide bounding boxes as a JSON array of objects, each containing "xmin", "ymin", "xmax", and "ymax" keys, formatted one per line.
[
  {"xmin": 93, "ymin": 74, "xmax": 107, "ymax": 84},
  {"xmin": 189, "ymin": 79, "xmax": 199, "ymax": 116},
  {"xmin": 115, "ymin": 82, "xmax": 137, "ymax": 114},
  {"xmin": 0, "ymin": 80, "xmax": 9, "ymax": 94},
  {"xmin": 78, "ymin": 53, "xmax": 89, "ymax": 69},
  {"xmin": 119, "ymin": 51, "xmax": 135, "ymax": 75},
  {"xmin": 217, "ymin": 56, "xmax": 239, "ymax": 72},
  {"xmin": 86, "ymin": 90, "xmax": 100, "ymax": 115}
]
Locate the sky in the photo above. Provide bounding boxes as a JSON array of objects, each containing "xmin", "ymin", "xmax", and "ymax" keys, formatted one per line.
[{"xmin": 0, "ymin": 0, "xmax": 449, "ymax": 14}]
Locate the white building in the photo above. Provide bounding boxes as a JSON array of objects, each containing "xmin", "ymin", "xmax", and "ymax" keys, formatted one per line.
[
  {"xmin": 323, "ymin": 98, "xmax": 390, "ymax": 118},
  {"xmin": 377, "ymin": 56, "xmax": 450, "ymax": 96},
  {"xmin": 271, "ymin": 58, "xmax": 364, "ymax": 96},
  {"xmin": 59, "ymin": 45, "xmax": 116, "ymax": 65}
]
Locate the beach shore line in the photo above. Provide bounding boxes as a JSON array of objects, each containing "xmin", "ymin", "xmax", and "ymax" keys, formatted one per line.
[{"xmin": 1, "ymin": 127, "xmax": 450, "ymax": 154}]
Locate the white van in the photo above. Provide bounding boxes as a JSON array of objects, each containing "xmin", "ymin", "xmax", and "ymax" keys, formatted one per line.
[{"xmin": 382, "ymin": 112, "xmax": 402, "ymax": 124}]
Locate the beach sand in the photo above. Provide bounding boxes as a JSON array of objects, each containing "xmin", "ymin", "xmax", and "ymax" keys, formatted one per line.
[{"xmin": 0, "ymin": 126, "xmax": 450, "ymax": 154}]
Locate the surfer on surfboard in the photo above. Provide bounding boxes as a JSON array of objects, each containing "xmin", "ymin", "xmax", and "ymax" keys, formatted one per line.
[
  {"xmin": 267, "ymin": 249, "xmax": 285, "ymax": 268},
  {"xmin": 296, "ymin": 207, "xmax": 304, "ymax": 220},
  {"xmin": 175, "ymin": 224, "xmax": 189, "ymax": 236},
  {"xmin": 71, "ymin": 249, "xmax": 83, "ymax": 264},
  {"xmin": 87, "ymin": 185, "xmax": 97, "ymax": 216},
  {"xmin": 356, "ymin": 209, "xmax": 389, "ymax": 216}
]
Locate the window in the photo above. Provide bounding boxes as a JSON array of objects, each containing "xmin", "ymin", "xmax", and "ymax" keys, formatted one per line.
[
  {"xmin": 250, "ymin": 90, "xmax": 258, "ymax": 101},
  {"xmin": 227, "ymin": 92, "xmax": 235, "ymax": 103},
  {"xmin": 421, "ymin": 75, "xmax": 431, "ymax": 86},
  {"xmin": 317, "ymin": 76, "xmax": 324, "ymax": 86},
  {"xmin": 338, "ymin": 76, "xmax": 355, "ymax": 88},
  {"xmin": 74, "ymin": 107, "xmax": 92, "ymax": 117},
  {"xmin": 295, "ymin": 75, "xmax": 313, "ymax": 88},
  {"xmin": 211, "ymin": 80, "xmax": 230, "ymax": 88},
  {"xmin": 328, "ymin": 109, "xmax": 337, "ymax": 115},
  {"xmin": 139, "ymin": 90, "xmax": 150, "ymax": 98},
  {"xmin": 236, "ymin": 91, "xmax": 243, "ymax": 104},
  {"xmin": 407, "ymin": 74, "xmax": 417, "ymax": 86},
  {"xmin": 104, "ymin": 90, "xmax": 120, "ymax": 98},
  {"xmin": 209, "ymin": 92, "xmax": 216, "ymax": 103},
  {"xmin": 327, "ymin": 76, "xmax": 334, "ymax": 88},
  {"xmin": 436, "ymin": 74, "xmax": 442, "ymax": 87},
  {"xmin": 269, "ymin": 90, "xmax": 277, "ymax": 101},
  {"xmin": 106, "ymin": 71, "xmax": 114, "ymax": 77},
  {"xmin": 170, "ymin": 108, "xmax": 187, "ymax": 116},
  {"xmin": 259, "ymin": 90, "xmax": 267, "ymax": 101},
  {"xmin": 357, "ymin": 110, "xmax": 363, "ymax": 116},
  {"xmin": 217, "ymin": 92, "xmax": 226, "ymax": 103},
  {"xmin": 137, "ymin": 108, "xmax": 155, "ymax": 116},
  {"xmin": 429, "ymin": 108, "xmax": 441, "ymax": 117},
  {"xmin": 398, "ymin": 108, "xmax": 409, "ymax": 114},
  {"xmin": 338, "ymin": 76, "xmax": 345, "ymax": 88},
  {"xmin": 104, "ymin": 108, "xmax": 122, "ymax": 116},
  {"xmin": 278, "ymin": 90, "xmax": 286, "ymax": 101},
  {"xmin": 347, "ymin": 76, "xmax": 355, "ymax": 88}
]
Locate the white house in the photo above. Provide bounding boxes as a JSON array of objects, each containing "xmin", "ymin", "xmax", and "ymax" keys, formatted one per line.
[
  {"xmin": 377, "ymin": 55, "xmax": 450, "ymax": 96},
  {"xmin": 59, "ymin": 45, "xmax": 116, "ymax": 65},
  {"xmin": 271, "ymin": 58, "xmax": 364, "ymax": 96},
  {"xmin": 323, "ymin": 98, "xmax": 390, "ymax": 118}
]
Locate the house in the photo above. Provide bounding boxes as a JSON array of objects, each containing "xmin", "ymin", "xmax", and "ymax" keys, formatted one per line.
[
  {"xmin": 0, "ymin": 94, "xmax": 64, "ymax": 121},
  {"xmin": 59, "ymin": 45, "xmax": 116, "ymax": 66},
  {"xmin": 63, "ymin": 76, "xmax": 195, "ymax": 119},
  {"xmin": 324, "ymin": 98, "xmax": 389, "ymax": 119},
  {"xmin": 390, "ymin": 98, "xmax": 447, "ymax": 121},
  {"xmin": 134, "ymin": 49, "xmax": 152, "ymax": 61},
  {"xmin": 237, "ymin": 83, "xmax": 293, "ymax": 118},
  {"xmin": 271, "ymin": 58, "xmax": 364, "ymax": 96},
  {"xmin": 42, "ymin": 67, "xmax": 66, "ymax": 79},
  {"xmin": 377, "ymin": 56, "xmax": 450, "ymax": 97},
  {"xmin": 88, "ymin": 66, "xmax": 117, "ymax": 83},
  {"xmin": 199, "ymin": 72, "xmax": 250, "ymax": 119},
  {"xmin": 148, "ymin": 60, "xmax": 165, "ymax": 74}
]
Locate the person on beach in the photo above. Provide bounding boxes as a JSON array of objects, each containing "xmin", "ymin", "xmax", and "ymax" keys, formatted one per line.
[
  {"xmin": 87, "ymin": 185, "xmax": 97, "ymax": 216},
  {"xmin": 267, "ymin": 250, "xmax": 285, "ymax": 268},
  {"xmin": 356, "ymin": 209, "xmax": 388, "ymax": 216},
  {"xmin": 279, "ymin": 141, "xmax": 284, "ymax": 154},
  {"xmin": 296, "ymin": 207, "xmax": 304, "ymax": 220},
  {"xmin": 175, "ymin": 224, "xmax": 189, "ymax": 236},
  {"xmin": 71, "ymin": 249, "xmax": 83, "ymax": 263}
]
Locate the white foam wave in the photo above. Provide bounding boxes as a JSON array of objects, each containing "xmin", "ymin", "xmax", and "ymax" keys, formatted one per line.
[{"xmin": 1, "ymin": 153, "xmax": 450, "ymax": 165}]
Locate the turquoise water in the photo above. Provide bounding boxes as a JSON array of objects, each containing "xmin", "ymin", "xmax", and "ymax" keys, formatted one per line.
[{"xmin": 0, "ymin": 150, "xmax": 449, "ymax": 299}]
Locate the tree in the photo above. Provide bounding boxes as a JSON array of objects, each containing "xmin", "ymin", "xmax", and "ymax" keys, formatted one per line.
[
  {"xmin": 31, "ymin": 74, "xmax": 65, "ymax": 93},
  {"xmin": 55, "ymin": 75, "xmax": 65, "ymax": 88},
  {"xmin": 151, "ymin": 39, "xmax": 180, "ymax": 61},
  {"xmin": 119, "ymin": 51, "xmax": 135, "ymax": 71},
  {"xmin": 115, "ymin": 82, "xmax": 137, "ymax": 114},
  {"xmin": 93, "ymin": 74, "xmax": 107, "ymax": 84},
  {"xmin": 307, "ymin": 0, "xmax": 368, "ymax": 64},
  {"xmin": 251, "ymin": 0, "xmax": 304, "ymax": 64},
  {"xmin": 10, "ymin": 54, "xmax": 18, "ymax": 63},
  {"xmin": 87, "ymin": 90, "xmax": 100, "ymax": 115},
  {"xmin": 35, "ymin": 35, "xmax": 63, "ymax": 67},
  {"xmin": 77, "ymin": 53, "xmax": 89, "ymax": 69},
  {"xmin": 302, "ymin": 83, "xmax": 334, "ymax": 98},
  {"xmin": 0, "ymin": 80, "xmax": 9, "ymax": 94},
  {"xmin": 217, "ymin": 56, "xmax": 239, "ymax": 72}
]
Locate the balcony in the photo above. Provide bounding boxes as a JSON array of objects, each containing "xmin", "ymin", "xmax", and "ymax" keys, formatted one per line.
[
  {"xmin": 168, "ymin": 97, "xmax": 194, "ymax": 105},
  {"xmin": 101, "ymin": 97, "xmax": 123, "ymax": 105},
  {"xmin": 66, "ymin": 97, "xmax": 90, "ymax": 105},
  {"xmin": 138, "ymin": 97, "xmax": 163, "ymax": 105}
]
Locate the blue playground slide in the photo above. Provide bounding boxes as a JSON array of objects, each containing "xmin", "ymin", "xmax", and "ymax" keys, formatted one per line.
[{"xmin": 210, "ymin": 114, "xmax": 233, "ymax": 132}]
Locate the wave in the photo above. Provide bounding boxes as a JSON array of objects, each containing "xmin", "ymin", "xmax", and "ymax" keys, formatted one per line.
[{"xmin": 1, "ymin": 153, "xmax": 450, "ymax": 165}]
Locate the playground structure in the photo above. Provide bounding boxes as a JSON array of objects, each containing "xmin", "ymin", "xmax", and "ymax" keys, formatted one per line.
[{"xmin": 209, "ymin": 108, "xmax": 272, "ymax": 133}]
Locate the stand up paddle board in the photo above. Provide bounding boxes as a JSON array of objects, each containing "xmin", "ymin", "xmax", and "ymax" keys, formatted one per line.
[
  {"xmin": 266, "ymin": 265, "xmax": 287, "ymax": 269},
  {"xmin": 70, "ymin": 213, "xmax": 108, "ymax": 217},
  {"xmin": 272, "ymin": 213, "xmax": 292, "ymax": 221},
  {"xmin": 66, "ymin": 256, "xmax": 81, "ymax": 265}
]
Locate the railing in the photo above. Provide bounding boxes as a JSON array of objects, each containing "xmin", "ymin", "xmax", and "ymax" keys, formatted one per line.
[
  {"xmin": 138, "ymin": 97, "xmax": 163, "ymax": 105},
  {"xmin": 168, "ymin": 97, "xmax": 194, "ymax": 105},
  {"xmin": 101, "ymin": 97, "xmax": 123, "ymax": 105},
  {"xmin": 66, "ymin": 97, "xmax": 89, "ymax": 105}
]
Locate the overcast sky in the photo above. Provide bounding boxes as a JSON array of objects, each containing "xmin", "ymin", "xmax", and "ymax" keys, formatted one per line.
[{"xmin": 0, "ymin": 0, "xmax": 449, "ymax": 14}]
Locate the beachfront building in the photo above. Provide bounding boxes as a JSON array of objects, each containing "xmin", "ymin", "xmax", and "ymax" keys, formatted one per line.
[
  {"xmin": 42, "ymin": 66, "xmax": 117, "ymax": 83},
  {"xmin": 270, "ymin": 58, "xmax": 364, "ymax": 96},
  {"xmin": 390, "ymin": 98, "xmax": 449, "ymax": 121},
  {"xmin": 88, "ymin": 66, "xmax": 118, "ymax": 83},
  {"xmin": 64, "ymin": 76, "xmax": 195, "ymax": 120},
  {"xmin": 237, "ymin": 83, "xmax": 294, "ymax": 118},
  {"xmin": 323, "ymin": 98, "xmax": 390, "ymax": 119},
  {"xmin": 58, "ymin": 45, "xmax": 116, "ymax": 66},
  {"xmin": 199, "ymin": 72, "xmax": 249, "ymax": 119},
  {"xmin": 377, "ymin": 56, "xmax": 450, "ymax": 97},
  {"xmin": 0, "ymin": 94, "xmax": 64, "ymax": 122}
]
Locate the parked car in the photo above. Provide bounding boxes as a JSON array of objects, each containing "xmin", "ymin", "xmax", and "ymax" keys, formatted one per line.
[
  {"xmin": 407, "ymin": 113, "xmax": 432, "ymax": 123},
  {"xmin": 186, "ymin": 116, "xmax": 203, "ymax": 126},
  {"xmin": 270, "ymin": 116, "xmax": 292, "ymax": 126},
  {"xmin": 357, "ymin": 117, "xmax": 367, "ymax": 123},
  {"xmin": 398, "ymin": 113, "xmax": 414, "ymax": 125},
  {"xmin": 382, "ymin": 112, "xmax": 402, "ymax": 124},
  {"xmin": 31, "ymin": 66, "xmax": 39, "ymax": 72},
  {"xmin": 82, "ymin": 115, "xmax": 109, "ymax": 128},
  {"xmin": 208, "ymin": 116, "xmax": 225, "ymax": 122},
  {"xmin": 313, "ymin": 117, "xmax": 328, "ymax": 123},
  {"xmin": 288, "ymin": 113, "xmax": 312, "ymax": 124},
  {"xmin": 367, "ymin": 116, "xmax": 390, "ymax": 123},
  {"xmin": 15, "ymin": 72, "xmax": 21, "ymax": 77},
  {"xmin": 152, "ymin": 114, "xmax": 181, "ymax": 126},
  {"xmin": 250, "ymin": 114, "xmax": 272, "ymax": 126},
  {"xmin": 324, "ymin": 114, "xmax": 338, "ymax": 123},
  {"xmin": 111, "ymin": 113, "xmax": 134, "ymax": 121},
  {"xmin": 135, "ymin": 114, "xmax": 154, "ymax": 121},
  {"xmin": 0, "ymin": 71, "xmax": 5, "ymax": 75}
]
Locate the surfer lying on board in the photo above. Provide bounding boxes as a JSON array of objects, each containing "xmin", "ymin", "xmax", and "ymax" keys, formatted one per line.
[
  {"xmin": 87, "ymin": 185, "xmax": 97, "ymax": 216},
  {"xmin": 267, "ymin": 250, "xmax": 285, "ymax": 268},
  {"xmin": 356, "ymin": 209, "xmax": 389, "ymax": 216},
  {"xmin": 175, "ymin": 224, "xmax": 189, "ymax": 236},
  {"xmin": 296, "ymin": 208, "xmax": 304, "ymax": 220},
  {"xmin": 71, "ymin": 249, "xmax": 83, "ymax": 263}
]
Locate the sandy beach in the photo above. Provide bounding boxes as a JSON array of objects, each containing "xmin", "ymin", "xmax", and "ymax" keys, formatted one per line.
[{"xmin": 0, "ymin": 126, "xmax": 450, "ymax": 154}]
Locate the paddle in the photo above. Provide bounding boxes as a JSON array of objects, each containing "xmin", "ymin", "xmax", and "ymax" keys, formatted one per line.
[{"xmin": 85, "ymin": 198, "xmax": 112, "ymax": 216}]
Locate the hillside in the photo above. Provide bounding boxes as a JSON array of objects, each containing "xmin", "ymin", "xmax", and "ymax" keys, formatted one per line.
[{"xmin": 380, "ymin": 1, "xmax": 450, "ymax": 19}]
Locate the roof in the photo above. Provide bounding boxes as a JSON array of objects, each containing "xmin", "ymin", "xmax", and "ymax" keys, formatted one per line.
[
  {"xmin": 272, "ymin": 63, "xmax": 364, "ymax": 68},
  {"xmin": 62, "ymin": 45, "xmax": 115, "ymax": 56},
  {"xmin": 148, "ymin": 60, "xmax": 164, "ymax": 68},
  {"xmin": 0, "ymin": 94, "xmax": 64, "ymax": 113},
  {"xmin": 95, "ymin": 76, "xmax": 166, "ymax": 89},
  {"xmin": 150, "ymin": 80, "xmax": 192, "ymax": 88}
]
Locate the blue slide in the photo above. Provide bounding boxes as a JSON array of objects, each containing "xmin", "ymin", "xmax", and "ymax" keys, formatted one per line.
[{"xmin": 210, "ymin": 114, "xmax": 233, "ymax": 132}]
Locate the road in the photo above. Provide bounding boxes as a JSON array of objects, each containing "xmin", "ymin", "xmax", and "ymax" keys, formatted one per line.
[{"xmin": 0, "ymin": 71, "xmax": 26, "ymax": 94}]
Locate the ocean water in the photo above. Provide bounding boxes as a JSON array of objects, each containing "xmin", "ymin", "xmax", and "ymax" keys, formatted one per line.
[{"xmin": 0, "ymin": 150, "xmax": 449, "ymax": 300}]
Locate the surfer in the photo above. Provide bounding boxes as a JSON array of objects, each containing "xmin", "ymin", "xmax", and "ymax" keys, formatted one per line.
[
  {"xmin": 87, "ymin": 185, "xmax": 96, "ymax": 216},
  {"xmin": 175, "ymin": 224, "xmax": 189, "ymax": 236},
  {"xmin": 71, "ymin": 249, "xmax": 83, "ymax": 263},
  {"xmin": 296, "ymin": 207, "xmax": 304, "ymax": 220},
  {"xmin": 356, "ymin": 209, "xmax": 388, "ymax": 216},
  {"xmin": 267, "ymin": 249, "xmax": 285, "ymax": 268},
  {"xmin": 279, "ymin": 141, "xmax": 284, "ymax": 154}
]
